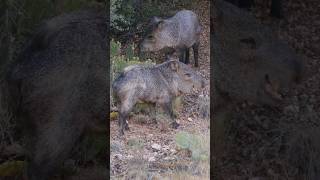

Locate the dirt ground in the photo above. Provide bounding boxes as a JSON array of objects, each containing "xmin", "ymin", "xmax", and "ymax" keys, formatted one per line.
[{"xmin": 110, "ymin": 0, "xmax": 210, "ymax": 179}]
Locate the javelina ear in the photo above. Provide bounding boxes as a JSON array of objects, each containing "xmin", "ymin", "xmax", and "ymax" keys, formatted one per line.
[
  {"xmin": 152, "ymin": 16, "xmax": 162, "ymax": 24},
  {"xmin": 170, "ymin": 61, "xmax": 179, "ymax": 71}
]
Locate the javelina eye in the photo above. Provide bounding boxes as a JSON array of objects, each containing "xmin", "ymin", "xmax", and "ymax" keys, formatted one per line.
[{"xmin": 147, "ymin": 35, "xmax": 153, "ymax": 39}]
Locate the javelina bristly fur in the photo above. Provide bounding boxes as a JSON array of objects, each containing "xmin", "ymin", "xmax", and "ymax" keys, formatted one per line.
[
  {"xmin": 4, "ymin": 9, "xmax": 108, "ymax": 180},
  {"xmin": 140, "ymin": 10, "xmax": 201, "ymax": 67},
  {"xmin": 212, "ymin": 0, "xmax": 303, "ymax": 110},
  {"xmin": 113, "ymin": 60, "xmax": 205, "ymax": 136}
]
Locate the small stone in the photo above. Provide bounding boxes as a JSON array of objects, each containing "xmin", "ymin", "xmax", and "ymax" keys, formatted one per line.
[
  {"xmin": 148, "ymin": 156, "xmax": 156, "ymax": 162},
  {"xmin": 162, "ymin": 145, "xmax": 170, "ymax": 151},
  {"xmin": 187, "ymin": 117, "xmax": 193, "ymax": 122},
  {"xmin": 151, "ymin": 143, "xmax": 161, "ymax": 151},
  {"xmin": 114, "ymin": 153, "xmax": 123, "ymax": 160},
  {"xmin": 164, "ymin": 156, "xmax": 175, "ymax": 161},
  {"xmin": 127, "ymin": 155, "xmax": 134, "ymax": 159},
  {"xmin": 170, "ymin": 149, "xmax": 177, "ymax": 154}
]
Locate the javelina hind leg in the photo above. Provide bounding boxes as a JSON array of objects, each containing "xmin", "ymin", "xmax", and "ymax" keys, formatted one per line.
[
  {"xmin": 118, "ymin": 99, "xmax": 135, "ymax": 135},
  {"xmin": 192, "ymin": 42, "xmax": 199, "ymax": 67}
]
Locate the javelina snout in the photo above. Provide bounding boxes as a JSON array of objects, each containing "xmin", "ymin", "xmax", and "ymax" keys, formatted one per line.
[
  {"xmin": 140, "ymin": 10, "xmax": 201, "ymax": 67},
  {"xmin": 113, "ymin": 60, "xmax": 205, "ymax": 136},
  {"xmin": 213, "ymin": 0, "xmax": 304, "ymax": 108}
]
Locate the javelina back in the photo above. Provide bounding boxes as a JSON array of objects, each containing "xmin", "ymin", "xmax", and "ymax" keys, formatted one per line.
[
  {"xmin": 5, "ymin": 9, "xmax": 107, "ymax": 180},
  {"xmin": 212, "ymin": 0, "xmax": 303, "ymax": 109},
  {"xmin": 140, "ymin": 10, "xmax": 201, "ymax": 67},
  {"xmin": 113, "ymin": 60, "xmax": 205, "ymax": 136}
]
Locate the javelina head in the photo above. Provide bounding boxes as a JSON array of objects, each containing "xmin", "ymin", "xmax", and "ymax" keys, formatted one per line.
[
  {"xmin": 213, "ymin": 0, "xmax": 304, "ymax": 106},
  {"xmin": 139, "ymin": 17, "xmax": 169, "ymax": 53},
  {"xmin": 167, "ymin": 60, "xmax": 206, "ymax": 94}
]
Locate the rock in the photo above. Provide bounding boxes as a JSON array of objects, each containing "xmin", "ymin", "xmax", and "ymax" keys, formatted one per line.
[
  {"xmin": 162, "ymin": 145, "xmax": 170, "ymax": 151},
  {"xmin": 164, "ymin": 156, "xmax": 175, "ymax": 161},
  {"xmin": 151, "ymin": 143, "xmax": 162, "ymax": 151},
  {"xmin": 126, "ymin": 155, "xmax": 134, "ymax": 159},
  {"xmin": 187, "ymin": 117, "xmax": 193, "ymax": 122},
  {"xmin": 170, "ymin": 149, "xmax": 177, "ymax": 154},
  {"xmin": 114, "ymin": 153, "xmax": 123, "ymax": 160},
  {"xmin": 148, "ymin": 156, "xmax": 156, "ymax": 162}
]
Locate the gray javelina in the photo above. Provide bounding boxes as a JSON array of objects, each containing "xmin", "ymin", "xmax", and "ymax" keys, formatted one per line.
[
  {"xmin": 4, "ymin": 9, "xmax": 108, "ymax": 180},
  {"xmin": 112, "ymin": 60, "xmax": 205, "ymax": 136},
  {"xmin": 140, "ymin": 10, "xmax": 201, "ymax": 67},
  {"xmin": 212, "ymin": 0, "xmax": 303, "ymax": 110}
]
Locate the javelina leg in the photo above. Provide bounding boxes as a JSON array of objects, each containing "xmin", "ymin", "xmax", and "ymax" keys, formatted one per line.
[
  {"xmin": 118, "ymin": 99, "xmax": 135, "ymax": 135},
  {"xmin": 192, "ymin": 42, "xmax": 199, "ymax": 67},
  {"xmin": 185, "ymin": 48, "xmax": 190, "ymax": 64},
  {"xmin": 149, "ymin": 103, "xmax": 157, "ymax": 124},
  {"xmin": 161, "ymin": 101, "xmax": 179, "ymax": 129},
  {"xmin": 165, "ymin": 48, "xmax": 176, "ymax": 61},
  {"xmin": 178, "ymin": 48, "xmax": 186, "ymax": 63}
]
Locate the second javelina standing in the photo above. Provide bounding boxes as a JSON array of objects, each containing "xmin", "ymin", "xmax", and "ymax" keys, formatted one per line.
[
  {"xmin": 113, "ymin": 60, "xmax": 205, "ymax": 135},
  {"xmin": 139, "ymin": 10, "xmax": 201, "ymax": 67},
  {"xmin": 212, "ymin": 0, "xmax": 303, "ymax": 109}
]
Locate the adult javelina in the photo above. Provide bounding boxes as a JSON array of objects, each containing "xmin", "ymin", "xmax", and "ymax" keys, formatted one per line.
[
  {"xmin": 113, "ymin": 60, "xmax": 205, "ymax": 135},
  {"xmin": 139, "ymin": 10, "xmax": 201, "ymax": 67},
  {"xmin": 4, "ymin": 9, "xmax": 108, "ymax": 180},
  {"xmin": 212, "ymin": 0, "xmax": 303, "ymax": 110}
]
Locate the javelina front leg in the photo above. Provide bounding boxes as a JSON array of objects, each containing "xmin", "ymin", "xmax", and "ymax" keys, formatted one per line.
[
  {"xmin": 192, "ymin": 42, "xmax": 199, "ymax": 67},
  {"xmin": 178, "ymin": 48, "xmax": 186, "ymax": 64},
  {"xmin": 28, "ymin": 123, "xmax": 82, "ymax": 180},
  {"xmin": 149, "ymin": 103, "xmax": 157, "ymax": 124},
  {"xmin": 165, "ymin": 48, "xmax": 176, "ymax": 61},
  {"xmin": 162, "ymin": 101, "xmax": 179, "ymax": 129},
  {"xmin": 185, "ymin": 48, "xmax": 190, "ymax": 64}
]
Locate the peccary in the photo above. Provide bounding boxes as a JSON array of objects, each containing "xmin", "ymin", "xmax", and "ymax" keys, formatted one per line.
[
  {"xmin": 112, "ymin": 60, "xmax": 205, "ymax": 135},
  {"xmin": 4, "ymin": 9, "xmax": 108, "ymax": 180},
  {"xmin": 212, "ymin": 0, "xmax": 303, "ymax": 110},
  {"xmin": 139, "ymin": 10, "xmax": 201, "ymax": 67}
]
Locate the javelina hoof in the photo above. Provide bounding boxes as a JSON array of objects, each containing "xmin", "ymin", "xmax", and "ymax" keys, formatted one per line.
[
  {"xmin": 171, "ymin": 121, "xmax": 180, "ymax": 129},
  {"xmin": 124, "ymin": 122, "xmax": 130, "ymax": 131},
  {"xmin": 119, "ymin": 129, "xmax": 125, "ymax": 136}
]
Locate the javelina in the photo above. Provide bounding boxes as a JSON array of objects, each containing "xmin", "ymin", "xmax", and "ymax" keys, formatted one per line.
[
  {"xmin": 112, "ymin": 60, "xmax": 205, "ymax": 135},
  {"xmin": 139, "ymin": 10, "xmax": 201, "ymax": 67},
  {"xmin": 212, "ymin": 0, "xmax": 303, "ymax": 110},
  {"xmin": 4, "ymin": 9, "xmax": 107, "ymax": 180}
]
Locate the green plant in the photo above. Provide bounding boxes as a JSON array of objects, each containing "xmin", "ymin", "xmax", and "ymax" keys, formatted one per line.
[{"xmin": 175, "ymin": 131, "xmax": 209, "ymax": 161}]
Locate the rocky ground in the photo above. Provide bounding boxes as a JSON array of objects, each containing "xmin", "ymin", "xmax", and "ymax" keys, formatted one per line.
[{"xmin": 110, "ymin": 1, "xmax": 210, "ymax": 179}]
